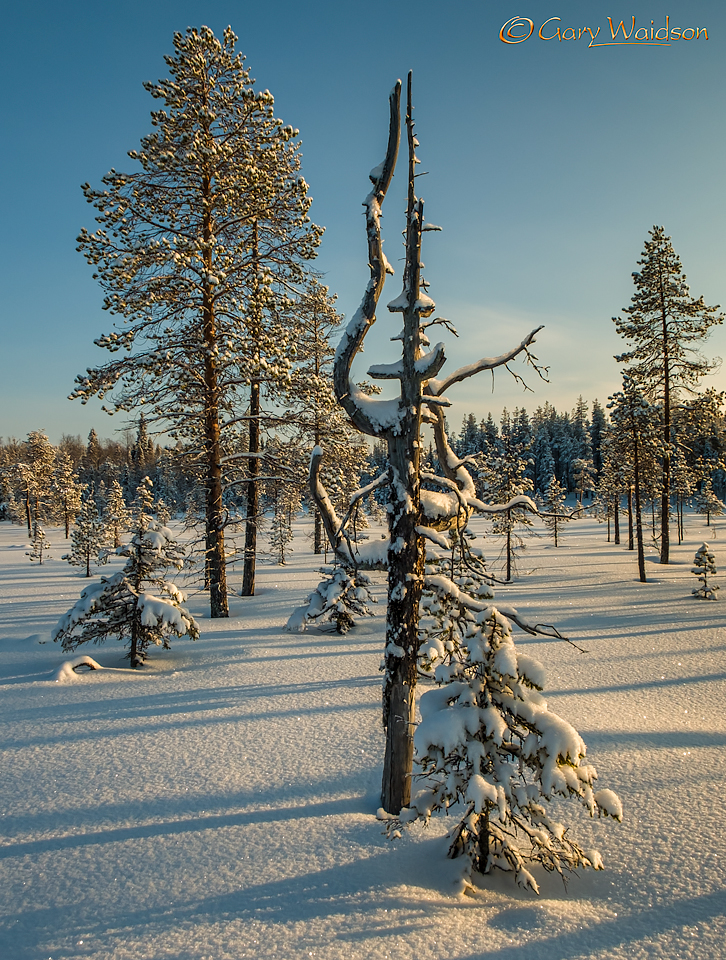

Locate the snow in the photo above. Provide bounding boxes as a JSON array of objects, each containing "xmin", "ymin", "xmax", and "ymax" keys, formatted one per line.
[{"xmin": 1, "ymin": 513, "xmax": 726, "ymax": 958}]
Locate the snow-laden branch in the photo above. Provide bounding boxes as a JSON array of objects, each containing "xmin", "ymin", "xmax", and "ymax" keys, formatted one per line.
[{"xmin": 308, "ymin": 446, "xmax": 388, "ymax": 570}]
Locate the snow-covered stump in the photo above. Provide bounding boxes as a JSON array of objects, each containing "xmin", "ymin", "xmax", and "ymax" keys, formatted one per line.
[{"xmin": 692, "ymin": 542, "xmax": 719, "ymax": 600}]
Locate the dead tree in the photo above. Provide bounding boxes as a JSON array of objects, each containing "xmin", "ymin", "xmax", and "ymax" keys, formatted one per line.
[{"xmin": 314, "ymin": 75, "xmax": 546, "ymax": 815}]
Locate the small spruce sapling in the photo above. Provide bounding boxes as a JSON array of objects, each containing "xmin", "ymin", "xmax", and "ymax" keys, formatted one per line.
[
  {"xmin": 539, "ymin": 475, "xmax": 569, "ymax": 547},
  {"xmin": 693, "ymin": 478, "xmax": 724, "ymax": 527},
  {"xmin": 692, "ymin": 542, "xmax": 719, "ymax": 600},
  {"xmin": 387, "ymin": 529, "xmax": 622, "ymax": 895},
  {"xmin": 63, "ymin": 496, "xmax": 108, "ymax": 576},
  {"xmin": 26, "ymin": 523, "xmax": 50, "ymax": 564},
  {"xmin": 53, "ymin": 479, "xmax": 199, "ymax": 668},
  {"xmin": 104, "ymin": 479, "xmax": 131, "ymax": 548},
  {"xmin": 287, "ymin": 563, "xmax": 377, "ymax": 634}
]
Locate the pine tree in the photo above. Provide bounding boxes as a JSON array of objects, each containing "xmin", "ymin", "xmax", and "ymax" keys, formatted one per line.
[
  {"xmin": 104, "ymin": 479, "xmax": 131, "ymax": 548},
  {"xmin": 51, "ymin": 452, "xmax": 85, "ymax": 538},
  {"xmin": 614, "ymin": 226, "xmax": 723, "ymax": 563},
  {"xmin": 26, "ymin": 522, "xmax": 51, "ymax": 564},
  {"xmin": 63, "ymin": 496, "xmax": 108, "ymax": 577},
  {"xmin": 693, "ymin": 477, "xmax": 724, "ymax": 526},
  {"xmin": 19, "ymin": 431, "xmax": 57, "ymax": 533},
  {"xmin": 72, "ymin": 26, "xmax": 322, "ymax": 618},
  {"xmin": 692, "ymin": 543, "xmax": 719, "ymax": 600},
  {"xmin": 593, "ymin": 437, "xmax": 624, "ymax": 544},
  {"xmin": 53, "ymin": 481, "xmax": 198, "ymax": 668},
  {"xmin": 287, "ymin": 563, "xmax": 377, "ymax": 633},
  {"xmin": 268, "ymin": 479, "xmax": 300, "ymax": 565},
  {"xmin": 81, "ymin": 429, "xmax": 104, "ymax": 486},
  {"xmin": 484, "ymin": 420, "xmax": 534, "ymax": 581},
  {"xmin": 590, "ymin": 400, "xmax": 607, "ymax": 478},
  {"xmin": 389, "ymin": 530, "xmax": 622, "ymax": 894},
  {"xmin": 571, "ymin": 457, "xmax": 597, "ymax": 506},
  {"xmin": 540, "ymin": 475, "xmax": 568, "ymax": 546},
  {"xmin": 609, "ymin": 378, "xmax": 661, "ymax": 582}
]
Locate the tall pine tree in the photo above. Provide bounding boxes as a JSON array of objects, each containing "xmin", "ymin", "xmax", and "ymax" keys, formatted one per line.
[
  {"xmin": 614, "ymin": 226, "xmax": 723, "ymax": 564},
  {"xmin": 73, "ymin": 27, "xmax": 322, "ymax": 617}
]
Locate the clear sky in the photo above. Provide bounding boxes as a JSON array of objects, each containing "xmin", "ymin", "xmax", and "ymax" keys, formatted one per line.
[{"xmin": 1, "ymin": 0, "xmax": 725, "ymax": 443}]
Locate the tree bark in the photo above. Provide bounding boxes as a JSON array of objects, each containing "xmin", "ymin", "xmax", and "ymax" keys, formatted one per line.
[
  {"xmin": 381, "ymin": 77, "xmax": 426, "ymax": 814},
  {"xmin": 627, "ymin": 488, "xmax": 634, "ymax": 550},
  {"xmin": 660, "ymin": 277, "xmax": 671, "ymax": 563},
  {"xmin": 614, "ymin": 496, "xmax": 620, "ymax": 544},
  {"xmin": 242, "ymin": 220, "xmax": 261, "ymax": 598},
  {"xmin": 202, "ymin": 167, "xmax": 229, "ymax": 618},
  {"xmin": 242, "ymin": 379, "xmax": 260, "ymax": 596}
]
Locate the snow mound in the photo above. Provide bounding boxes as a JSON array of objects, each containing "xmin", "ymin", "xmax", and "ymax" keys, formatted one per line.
[{"xmin": 52, "ymin": 655, "xmax": 103, "ymax": 682}]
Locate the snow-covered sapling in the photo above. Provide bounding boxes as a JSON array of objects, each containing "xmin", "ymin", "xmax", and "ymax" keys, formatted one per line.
[
  {"xmin": 26, "ymin": 523, "xmax": 50, "ymax": 564},
  {"xmin": 63, "ymin": 496, "xmax": 108, "ymax": 576},
  {"xmin": 692, "ymin": 542, "xmax": 719, "ymax": 600},
  {"xmin": 693, "ymin": 478, "xmax": 724, "ymax": 527},
  {"xmin": 386, "ymin": 530, "xmax": 622, "ymax": 894},
  {"xmin": 287, "ymin": 563, "xmax": 377, "ymax": 634},
  {"xmin": 104, "ymin": 479, "xmax": 131, "ymax": 548},
  {"xmin": 53, "ymin": 482, "xmax": 198, "ymax": 668},
  {"xmin": 540, "ymin": 475, "xmax": 569, "ymax": 547}
]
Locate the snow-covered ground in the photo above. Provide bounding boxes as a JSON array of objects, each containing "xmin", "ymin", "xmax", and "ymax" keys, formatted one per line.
[{"xmin": 1, "ymin": 513, "xmax": 725, "ymax": 960}]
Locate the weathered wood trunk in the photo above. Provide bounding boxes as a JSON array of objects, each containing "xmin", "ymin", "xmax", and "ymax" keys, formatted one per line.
[
  {"xmin": 242, "ymin": 221, "xmax": 261, "ymax": 598},
  {"xmin": 614, "ymin": 496, "xmax": 620, "ymax": 544},
  {"xmin": 202, "ymin": 170, "xmax": 229, "ymax": 619},
  {"xmin": 242, "ymin": 379, "xmax": 260, "ymax": 596},
  {"xmin": 627, "ymin": 488, "xmax": 634, "ymax": 551}
]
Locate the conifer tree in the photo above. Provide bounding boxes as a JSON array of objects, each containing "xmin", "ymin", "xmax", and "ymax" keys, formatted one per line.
[
  {"xmin": 614, "ymin": 226, "xmax": 723, "ymax": 564},
  {"xmin": 51, "ymin": 452, "xmax": 85, "ymax": 538},
  {"xmin": 104, "ymin": 479, "xmax": 131, "ymax": 548},
  {"xmin": 320, "ymin": 76, "xmax": 547, "ymax": 814},
  {"xmin": 693, "ymin": 477, "xmax": 724, "ymax": 526},
  {"xmin": 53, "ymin": 480, "xmax": 198, "ymax": 668},
  {"xmin": 571, "ymin": 457, "xmax": 597, "ymax": 506},
  {"xmin": 72, "ymin": 26, "xmax": 322, "ymax": 618},
  {"xmin": 590, "ymin": 400, "xmax": 607, "ymax": 478},
  {"xmin": 484, "ymin": 422, "xmax": 534, "ymax": 581},
  {"xmin": 540, "ymin": 475, "xmax": 568, "ymax": 546},
  {"xmin": 389, "ymin": 528, "xmax": 622, "ymax": 894},
  {"xmin": 26, "ymin": 522, "xmax": 51, "ymax": 564},
  {"xmin": 609, "ymin": 378, "xmax": 661, "ymax": 582},
  {"xmin": 64, "ymin": 496, "xmax": 108, "ymax": 577},
  {"xmin": 692, "ymin": 542, "xmax": 719, "ymax": 600}
]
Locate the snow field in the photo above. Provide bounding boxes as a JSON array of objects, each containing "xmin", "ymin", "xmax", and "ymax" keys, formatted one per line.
[{"xmin": 0, "ymin": 514, "xmax": 725, "ymax": 959}]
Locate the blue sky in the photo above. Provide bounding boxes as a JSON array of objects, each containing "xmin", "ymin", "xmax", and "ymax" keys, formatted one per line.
[{"xmin": 1, "ymin": 0, "xmax": 725, "ymax": 443}]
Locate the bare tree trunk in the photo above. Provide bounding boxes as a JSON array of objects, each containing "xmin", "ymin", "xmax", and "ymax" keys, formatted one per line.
[
  {"xmin": 202, "ymin": 170, "xmax": 229, "ymax": 619},
  {"xmin": 633, "ymin": 427, "xmax": 646, "ymax": 583},
  {"xmin": 627, "ymin": 488, "xmax": 634, "ymax": 550},
  {"xmin": 313, "ymin": 511, "xmax": 323, "ymax": 554},
  {"xmin": 242, "ymin": 221, "xmax": 261, "ymax": 598},
  {"xmin": 505, "ymin": 512, "xmax": 512, "ymax": 581},
  {"xmin": 242, "ymin": 379, "xmax": 260, "ymax": 596},
  {"xmin": 660, "ymin": 288, "xmax": 671, "ymax": 564},
  {"xmin": 381, "ymin": 77, "xmax": 426, "ymax": 814},
  {"xmin": 614, "ymin": 496, "xmax": 620, "ymax": 544}
]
